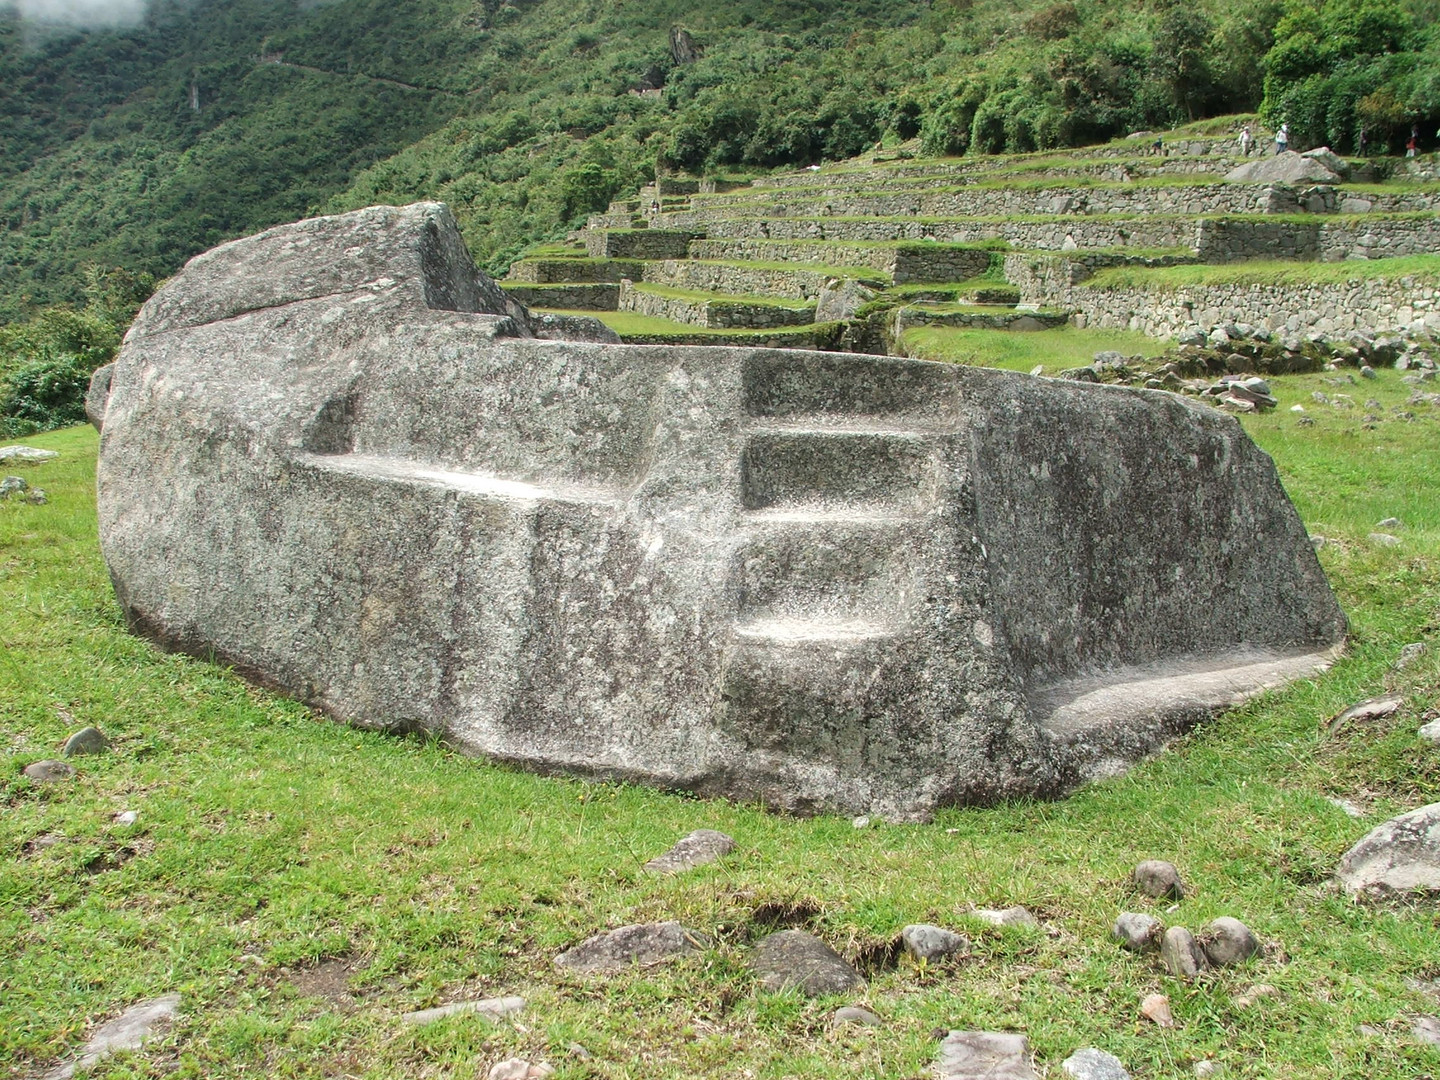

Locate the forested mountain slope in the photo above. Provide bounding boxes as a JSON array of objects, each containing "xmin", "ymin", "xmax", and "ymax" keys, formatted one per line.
[{"xmin": 2, "ymin": 0, "xmax": 1437, "ymax": 324}]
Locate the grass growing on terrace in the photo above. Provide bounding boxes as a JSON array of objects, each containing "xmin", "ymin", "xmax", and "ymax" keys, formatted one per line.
[
  {"xmin": 2, "ymin": 381, "xmax": 1438, "ymax": 1079},
  {"xmin": 899, "ymin": 325, "xmax": 1167, "ymax": 373},
  {"xmin": 1087, "ymin": 254, "xmax": 1440, "ymax": 290}
]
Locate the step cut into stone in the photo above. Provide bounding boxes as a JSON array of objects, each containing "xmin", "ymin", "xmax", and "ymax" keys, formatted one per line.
[{"xmin": 94, "ymin": 203, "xmax": 1346, "ymax": 820}]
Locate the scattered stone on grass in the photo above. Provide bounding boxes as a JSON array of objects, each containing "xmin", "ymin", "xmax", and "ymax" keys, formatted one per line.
[
  {"xmin": 1369, "ymin": 532, "xmax": 1401, "ymax": 547},
  {"xmin": 43, "ymin": 994, "xmax": 181, "ymax": 1080},
  {"xmin": 1112, "ymin": 912, "xmax": 1163, "ymax": 952},
  {"xmin": 1420, "ymin": 718, "xmax": 1440, "ymax": 745},
  {"xmin": 831, "ymin": 1006, "xmax": 882, "ymax": 1028},
  {"xmin": 1413, "ymin": 1016, "xmax": 1440, "ymax": 1048},
  {"xmin": 851, "ymin": 815, "xmax": 871, "ymax": 829},
  {"xmin": 0, "ymin": 445, "xmax": 59, "ymax": 463},
  {"xmin": 1199, "ymin": 917, "xmax": 1260, "ymax": 968},
  {"xmin": 1337, "ymin": 802, "xmax": 1440, "ymax": 894},
  {"xmin": 1061, "ymin": 1048, "xmax": 1131, "ymax": 1080},
  {"xmin": 63, "ymin": 727, "xmax": 111, "ymax": 757},
  {"xmin": 114, "ymin": 810, "xmax": 139, "ymax": 826},
  {"xmin": 1161, "ymin": 927, "xmax": 1207, "ymax": 979},
  {"xmin": 0, "ymin": 476, "xmax": 26, "ymax": 498},
  {"xmin": 901, "ymin": 924, "xmax": 971, "ymax": 962},
  {"xmin": 1140, "ymin": 993, "xmax": 1175, "ymax": 1028},
  {"xmin": 935, "ymin": 1031, "xmax": 1037, "ymax": 1080},
  {"xmin": 1235, "ymin": 984, "xmax": 1278, "ymax": 1009},
  {"xmin": 24, "ymin": 760, "xmax": 76, "ymax": 783},
  {"xmin": 487, "ymin": 1059, "xmax": 553, "ymax": 1080},
  {"xmin": 1394, "ymin": 643, "xmax": 1428, "ymax": 671},
  {"xmin": 1325, "ymin": 694, "xmax": 1404, "ymax": 736},
  {"xmin": 554, "ymin": 922, "xmax": 708, "ymax": 973},
  {"xmin": 752, "ymin": 930, "xmax": 864, "ymax": 996},
  {"xmin": 1193, "ymin": 1061, "xmax": 1220, "ymax": 1078},
  {"xmin": 643, "ymin": 829, "xmax": 735, "ymax": 873},
  {"xmin": 401, "ymin": 995, "xmax": 526, "ymax": 1026},
  {"xmin": 1327, "ymin": 797, "xmax": 1365, "ymax": 818},
  {"xmin": 1133, "ymin": 860, "xmax": 1185, "ymax": 899},
  {"xmin": 971, "ymin": 906, "xmax": 1039, "ymax": 928},
  {"xmin": 1377, "ymin": 517, "xmax": 1402, "ymax": 529}
]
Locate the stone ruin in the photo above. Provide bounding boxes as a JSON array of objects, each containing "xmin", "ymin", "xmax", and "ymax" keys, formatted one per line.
[{"xmin": 90, "ymin": 203, "xmax": 1346, "ymax": 820}]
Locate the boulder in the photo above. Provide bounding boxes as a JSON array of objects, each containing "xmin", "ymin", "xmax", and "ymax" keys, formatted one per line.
[
  {"xmin": 94, "ymin": 203, "xmax": 1346, "ymax": 820},
  {"xmin": 814, "ymin": 278, "xmax": 877, "ymax": 323},
  {"xmin": 900, "ymin": 923, "xmax": 971, "ymax": 961},
  {"xmin": 752, "ymin": 930, "xmax": 864, "ymax": 996},
  {"xmin": 1301, "ymin": 147, "xmax": 1350, "ymax": 180},
  {"xmin": 1337, "ymin": 803, "xmax": 1440, "ymax": 894},
  {"xmin": 554, "ymin": 922, "xmax": 707, "ymax": 972},
  {"xmin": 1225, "ymin": 152, "xmax": 1342, "ymax": 185},
  {"xmin": 936, "ymin": 1031, "xmax": 1037, "ymax": 1080},
  {"xmin": 643, "ymin": 828, "xmax": 736, "ymax": 873}
]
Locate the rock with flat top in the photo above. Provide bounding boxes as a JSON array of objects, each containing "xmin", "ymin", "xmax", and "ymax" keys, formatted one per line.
[
  {"xmin": 1061, "ymin": 1048, "xmax": 1131, "ymax": 1080},
  {"xmin": 24, "ymin": 760, "xmax": 76, "ymax": 783},
  {"xmin": 901, "ymin": 923, "xmax": 970, "ymax": 961},
  {"xmin": 1300, "ymin": 147, "xmax": 1350, "ymax": 179},
  {"xmin": 1337, "ymin": 803, "xmax": 1440, "ymax": 894},
  {"xmin": 44, "ymin": 995, "xmax": 180, "ymax": 1080},
  {"xmin": 936, "ymin": 1031, "xmax": 1037, "ymax": 1080},
  {"xmin": 752, "ymin": 930, "xmax": 864, "ymax": 996},
  {"xmin": 93, "ymin": 203, "xmax": 1345, "ymax": 821},
  {"xmin": 644, "ymin": 829, "xmax": 735, "ymax": 873},
  {"xmin": 554, "ymin": 922, "xmax": 707, "ymax": 972},
  {"xmin": 401, "ymin": 995, "xmax": 525, "ymax": 1025},
  {"xmin": 1225, "ymin": 152, "xmax": 1341, "ymax": 184}
]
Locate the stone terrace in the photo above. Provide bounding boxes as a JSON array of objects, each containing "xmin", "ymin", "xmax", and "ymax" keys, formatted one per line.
[{"xmin": 502, "ymin": 133, "xmax": 1440, "ymax": 351}]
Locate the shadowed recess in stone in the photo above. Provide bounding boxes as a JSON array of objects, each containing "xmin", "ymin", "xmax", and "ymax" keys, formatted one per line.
[{"xmin": 94, "ymin": 202, "xmax": 1345, "ymax": 821}]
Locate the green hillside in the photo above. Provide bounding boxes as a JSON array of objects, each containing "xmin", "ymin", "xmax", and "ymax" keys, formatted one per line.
[{"xmin": 3, "ymin": 0, "xmax": 1437, "ymax": 328}]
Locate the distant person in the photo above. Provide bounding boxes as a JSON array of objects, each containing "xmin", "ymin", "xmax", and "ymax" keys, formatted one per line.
[
  {"xmin": 1238, "ymin": 125, "xmax": 1253, "ymax": 156},
  {"xmin": 650, "ymin": 199, "xmax": 660, "ymax": 215},
  {"xmin": 1275, "ymin": 123, "xmax": 1289, "ymax": 154},
  {"xmin": 1357, "ymin": 126, "xmax": 1369, "ymax": 156},
  {"xmin": 1407, "ymin": 125, "xmax": 1419, "ymax": 158},
  {"xmin": 1152, "ymin": 135, "xmax": 1163, "ymax": 156}
]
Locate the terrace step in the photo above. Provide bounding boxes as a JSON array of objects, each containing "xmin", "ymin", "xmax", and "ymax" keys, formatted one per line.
[
  {"xmin": 618, "ymin": 281, "xmax": 814, "ymax": 330},
  {"xmin": 642, "ymin": 258, "xmax": 888, "ymax": 300}
]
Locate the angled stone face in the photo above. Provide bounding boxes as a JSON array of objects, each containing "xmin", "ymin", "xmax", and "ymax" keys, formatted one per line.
[{"xmin": 95, "ymin": 203, "xmax": 1345, "ymax": 820}]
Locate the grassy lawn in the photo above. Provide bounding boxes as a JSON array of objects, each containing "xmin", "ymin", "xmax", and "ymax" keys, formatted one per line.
[
  {"xmin": 2, "ymin": 368, "xmax": 1438, "ymax": 1078},
  {"xmin": 899, "ymin": 325, "xmax": 1168, "ymax": 372}
]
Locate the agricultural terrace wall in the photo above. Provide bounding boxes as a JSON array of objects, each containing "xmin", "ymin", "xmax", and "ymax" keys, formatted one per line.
[
  {"xmin": 670, "ymin": 185, "xmax": 1440, "ymax": 225},
  {"xmin": 507, "ymin": 258, "xmax": 645, "ymax": 283},
  {"xmin": 1050, "ymin": 274, "xmax": 1440, "ymax": 340},
  {"xmin": 501, "ymin": 283, "xmax": 619, "ymax": 310},
  {"xmin": 687, "ymin": 239, "xmax": 992, "ymax": 283},
  {"xmin": 641, "ymin": 260, "xmax": 880, "ymax": 300},
  {"xmin": 698, "ymin": 215, "xmax": 1200, "ymax": 252},
  {"xmin": 585, "ymin": 230, "xmax": 696, "ymax": 259},
  {"xmin": 1195, "ymin": 215, "xmax": 1440, "ymax": 263},
  {"xmin": 617, "ymin": 282, "xmax": 814, "ymax": 330}
]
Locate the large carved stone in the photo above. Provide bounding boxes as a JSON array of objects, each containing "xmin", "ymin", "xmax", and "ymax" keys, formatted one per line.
[{"xmin": 95, "ymin": 203, "xmax": 1346, "ymax": 820}]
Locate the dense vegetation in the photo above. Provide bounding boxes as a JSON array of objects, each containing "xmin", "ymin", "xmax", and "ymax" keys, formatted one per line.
[{"xmin": 1, "ymin": 0, "xmax": 1438, "ymax": 433}]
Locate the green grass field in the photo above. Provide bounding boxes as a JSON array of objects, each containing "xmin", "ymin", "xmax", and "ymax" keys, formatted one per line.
[{"xmin": 2, "ymin": 362, "xmax": 1439, "ymax": 1078}]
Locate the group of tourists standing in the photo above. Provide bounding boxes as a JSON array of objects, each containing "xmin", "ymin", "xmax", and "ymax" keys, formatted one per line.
[{"xmin": 1234, "ymin": 121, "xmax": 1434, "ymax": 158}]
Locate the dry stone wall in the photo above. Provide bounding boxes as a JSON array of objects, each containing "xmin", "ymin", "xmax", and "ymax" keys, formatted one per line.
[
  {"xmin": 699, "ymin": 214, "xmax": 1200, "ymax": 252},
  {"xmin": 618, "ymin": 281, "xmax": 815, "ymax": 329},
  {"xmin": 1052, "ymin": 276, "xmax": 1440, "ymax": 339},
  {"xmin": 585, "ymin": 230, "xmax": 696, "ymax": 259},
  {"xmin": 507, "ymin": 258, "xmax": 645, "ymax": 283},
  {"xmin": 1195, "ymin": 215, "xmax": 1440, "ymax": 263},
  {"xmin": 642, "ymin": 259, "xmax": 883, "ymax": 300},
  {"xmin": 502, "ymin": 283, "xmax": 619, "ymax": 310}
]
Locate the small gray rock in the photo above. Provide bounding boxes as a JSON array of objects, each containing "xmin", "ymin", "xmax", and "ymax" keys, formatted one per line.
[
  {"xmin": 1194, "ymin": 1062, "xmax": 1220, "ymax": 1078},
  {"xmin": 1112, "ymin": 912, "xmax": 1162, "ymax": 952},
  {"xmin": 1369, "ymin": 532, "xmax": 1401, "ymax": 547},
  {"xmin": 1394, "ymin": 642, "xmax": 1427, "ymax": 671},
  {"xmin": 1134, "ymin": 860, "xmax": 1185, "ymax": 899},
  {"xmin": 554, "ymin": 922, "xmax": 707, "ymax": 973},
  {"xmin": 1160, "ymin": 926, "xmax": 1207, "ymax": 979},
  {"xmin": 0, "ymin": 475, "xmax": 27, "ymax": 498},
  {"xmin": 643, "ymin": 829, "xmax": 735, "ymax": 873},
  {"xmin": 1377, "ymin": 517, "xmax": 1402, "ymax": 529},
  {"xmin": 1360, "ymin": 365, "xmax": 1378, "ymax": 379},
  {"xmin": 23, "ymin": 759, "xmax": 76, "ymax": 783},
  {"xmin": 936, "ymin": 1031, "xmax": 1037, "ymax": 1080},
  {"xmin": 752, "ymin": 930, "xmax": 864, "ymax": 997},
  {"xmin": 972, "ymin": 905, "xmax": 1039, "ymax": 928},
  {"xmin": 1061, "ymin": 1048, "xmax": 1132, "ymax": 1080},
  {"xmin": 45, "ymin": 994, "xmax": 181, "ymax": 1080},
  {"xmin": 113, "ymin": 810, "xmax": 139, "ymax": 826},
  {"xmin": 63, "ymin": 727, "xmax": 111, "ymax": 757},
  {"xmin": 1419, "ymin": 718, "xmax": 1440, "ymax": 745},
  {"xmin": 1414, "ymin": 1015, "xmax": 1440, "ymax": 1048},
  {"xmin": 831, "ymin": 1005, "xmax": 882, "ymax": 1028},
  {"xmin": 901, "ymin": 924, "xmax": 970, "ymax": 962},
  {"xmin": 401, "ymin": 995, "xmax": 525, "ymax": 1025},
  {"xmin": 1199, "ymin": 917, "xmax": 1259, "ymax": 967},
  {"xmin": 1337, "ymin": 802, "xmax": 1440, "ymax": 894}
]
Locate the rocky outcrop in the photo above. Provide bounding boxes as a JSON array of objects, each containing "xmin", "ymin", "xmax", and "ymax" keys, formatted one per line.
[
  {"xmin": 1338, "ymin": 803, "xmax": 1440, "ymax": 894},
  {"xmin": 1226, "ymin": 151, "xmax": 1342, "ymax": 185},
  {"xmin": 95, "ymin": 203, "xmax": 1345, "ymax": 820}
]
